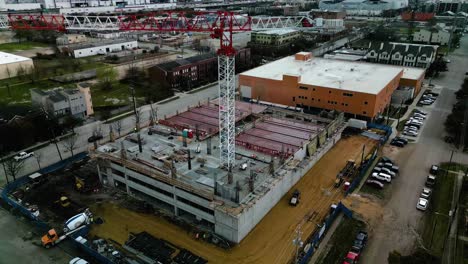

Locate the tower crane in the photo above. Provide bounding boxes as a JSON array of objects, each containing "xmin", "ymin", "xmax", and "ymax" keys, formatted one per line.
[{"xmin": 6, "ymin": 11, "xmax": 252, "ymax": 170}]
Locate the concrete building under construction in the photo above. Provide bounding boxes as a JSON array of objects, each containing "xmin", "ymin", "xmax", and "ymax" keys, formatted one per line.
[{"xmin": 93, "ymin": 100, "xmax": 346, "ymax": 243}]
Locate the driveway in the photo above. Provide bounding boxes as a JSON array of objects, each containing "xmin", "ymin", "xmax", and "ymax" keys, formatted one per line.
[{"xmin": 360, "ymin": 36, "xmax": 468, "ymax": 263}]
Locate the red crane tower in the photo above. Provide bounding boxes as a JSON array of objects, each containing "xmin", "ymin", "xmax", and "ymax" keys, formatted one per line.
[{"xmin": 8, "ymin": 11, "xmax": 252, "ymax": 170}]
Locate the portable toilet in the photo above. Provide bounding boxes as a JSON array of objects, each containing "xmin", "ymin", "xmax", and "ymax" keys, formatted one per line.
[{"xmin": 343, "ymin": 182, "xmax": 350, "ymax": 191}]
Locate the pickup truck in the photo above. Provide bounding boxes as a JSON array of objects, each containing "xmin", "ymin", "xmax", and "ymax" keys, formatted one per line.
[
  {"xmin": 14, "ymin": 151, "xmax": 34, "ymax": 161},
  {"xmin": 289, "ymin": 189, "xmax": 300, "ymax": 206}
]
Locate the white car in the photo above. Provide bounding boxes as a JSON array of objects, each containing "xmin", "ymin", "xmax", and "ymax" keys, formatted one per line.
[
  {"xmin": 420, "ymin": 100, "xmax": 433, "ymax": 105},
  {"xmin": 372, "ymin": 172, "xmax": 391, "ymax": 183},
  {"xmin": 13, "ymin": 151, "xmax": 34, "ymax": 161},
  {"xmin": 69, "ymin": 258, "xmax": 89, "ymax": 264},
  {"xmin": 413, "ymin": 114, "xmax": 426, "ymax": 119},
  {"xmin": 403, "ymin": 131, "xmax": 418, "ymax": 137},
  {"xmin": 421, "ymin": 187, "xmax": 432, "ymax": 199},
  {"xmin": 416, "ymin": 198, "xmax": 429, "ymax": 211}
]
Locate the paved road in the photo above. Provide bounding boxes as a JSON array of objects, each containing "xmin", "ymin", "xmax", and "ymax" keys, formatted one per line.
[
  {"xmin": 361, "ymin": 35, "xmax": 468, "ymax": 262},
  {"xmin": 0, "ymin": 83, "xmax": 219, "ymax": 185}
]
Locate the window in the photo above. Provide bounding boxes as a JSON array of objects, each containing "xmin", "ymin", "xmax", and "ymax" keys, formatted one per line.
[
  {"xmin": 299, "ymin": 86, "xmax": 308, "ymax": 90},
  {"xmin": 292, "ymin": 97, "xmax": 295, "ymax": 102},
  {"xmin": 313, "ymin": 88, "xmax": 316, "ymax": 91},
  {"xmin": 343, "ymin": 92, "xmax": 353, "ymax": 97},
  {"xmin": 329, "ymin": 91, "xmax": 332, "ymax": 94},
  {"xmin": 364, "ymin": 101, "xmax": 368, "ymax": 105},
  {"xmin": 363, "ymin": 111, "xmax": 367, "ymax": 114}
]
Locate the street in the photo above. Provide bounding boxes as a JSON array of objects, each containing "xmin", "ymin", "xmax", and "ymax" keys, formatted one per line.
[
  {"xmin": 361, "ymin": 36, "xmax": 468, "ymax": 262},
  {"xmin": 0, "ymin": 82, "xmax": 219, "ymax": 185}
]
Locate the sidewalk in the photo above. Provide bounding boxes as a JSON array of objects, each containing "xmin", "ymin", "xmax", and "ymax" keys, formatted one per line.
[{"xmin": 308, "ymin": 214, "xmax": 345, "ymax": 263}]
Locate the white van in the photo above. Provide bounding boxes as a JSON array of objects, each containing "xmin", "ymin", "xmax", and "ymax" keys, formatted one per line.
[
  {"xmin": 378, "ymin": 173, "xmax": 392, "ymax": 182},
  {"xmin": 372, "ymin": 172, "xmax": 391, "ymax": 183}
]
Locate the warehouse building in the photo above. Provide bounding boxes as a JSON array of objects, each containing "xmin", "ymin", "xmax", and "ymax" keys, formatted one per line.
[
  {"xmin": 60, "ymin": 40, "xmax": 138, "ymax": 58},
  {"xmin": 250, "ymin": 29, "xmax": 300, "ymax": 47},
  {"xmin": 239, "ymin": 52, "xmax": 425, "ymax": 120},
  {"xmin": 0, "ymin": 51, "xmax": 34, "ymax": 80}
]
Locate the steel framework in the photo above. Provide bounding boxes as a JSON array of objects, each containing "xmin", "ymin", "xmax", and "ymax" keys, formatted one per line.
[
  {"xmin": 0, "ymin": 14, "xmax": 307, "ymax": 31},
  {"xmin": 5, "ymin": 10, "xmax": 251, "ymax": 169}
]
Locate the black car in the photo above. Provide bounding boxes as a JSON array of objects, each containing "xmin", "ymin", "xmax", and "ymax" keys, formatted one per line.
[
  {"xmin": 380, "ymin": 156, "xmax": 393, "ymax": 164},
  {"xmin": 366, "ymin": 180, "xmax": 384, "ymax": 189},
  {"xmin": 394, "ymin": 137, "xmax": 408, "ymax": 145},
  {"xmin": 390, "ymin": 140, "xmax": 405, "ymax": 147},
  {"xmin": 87, "ymin": 134, "xmax": 103, "ymax": 143},
  {"xmin": 430, "ymin": 165, "xmax": 439, "ymax": 175},
  {"xmin": 352, "ymin": 231, "xmax": 368, "ymax": 252}
]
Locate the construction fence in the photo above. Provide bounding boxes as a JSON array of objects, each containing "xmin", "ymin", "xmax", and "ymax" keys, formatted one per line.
[
  {"xmin": 345, "ymin": 122, "xmax": 392, "ymax": 195},
  {"xmin": 297, "ymin": 202, "xmax": 353, "ymax": 264}
]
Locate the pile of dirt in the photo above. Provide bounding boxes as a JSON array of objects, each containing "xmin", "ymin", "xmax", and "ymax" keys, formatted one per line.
[{"xmin": 342, "ymin": 194, "xmax": 384, "ymax": 231}]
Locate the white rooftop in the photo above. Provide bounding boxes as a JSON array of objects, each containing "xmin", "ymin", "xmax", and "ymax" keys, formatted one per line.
[
  {"xmin": 241, "ymin": 55, "xmax": 405, "ymax": 94},
  {"xmin": 255, "ymin": 29, "xmax": 298, "ymax": 35},
  {"xmin": 0, "ymin": 51, "xmax": 32, "ymax": 65},
  {"xmin": 401, "ymin": 67, "xmax": 425, "ymax": 80}
]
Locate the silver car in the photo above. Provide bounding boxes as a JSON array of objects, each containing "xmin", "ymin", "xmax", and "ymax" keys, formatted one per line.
[
  {"xmin": 420, "ymin": 187, "xmax": 432, "ymax": 199},
  {"xmin": 416, "ymin": 198, "xmax": 429, "ymax": 211}
]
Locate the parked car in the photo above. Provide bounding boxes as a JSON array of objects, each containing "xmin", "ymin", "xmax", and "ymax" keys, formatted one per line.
[
  {"xmin": 343, "ymin": 251, "xmax": 360, "ymax": 264},
  {"xmin": 430, "ymin": 165, "xmax": 439, "ymax": 175},
  {"xmin": 13, "ymin": 151, "xmax": 34, "ymax": 161},
  {"xmin": 390, "ymin": 165, "xmax": 399, "ymax": 174},
  {"xmin": 426, "ymin": 175, "xmax": 437, "ymax": 186},
  {"xmin": 390, "ymin": 140, "xmax": 405, "ymax": 147},
  {"xmin": 416, "ymin": 198, "xmax": 429, "ymax": 211},
  {"xmin": 70, "ymin": 258, "xmax": 89, "ymax": 264},
  {"xmin": 414, "ymin": 109, "xmax": 428, "ymax": 115},
  {"xmin": 372, "ymin": 172, "xmax": 391, "ymax": 183},
  {"xmin": 352, "ymin": 231, "xmax": 368, "ymax": 252},
  {"xmin": 394, "ymin": 137, "xmax": 408, "ymax": 144},
  {"xmin": 419, "ymin": 100, "xmax": 433, "ymax": 105},
  {"xmin": 381, "ymin": 168, "xmax": 396, "ymax": 178},
  {"xmin": 413, "ymin": 113, "xmax": 427, "ymax": 118},
  {"xmin": 366, "ymin": 179, "xmax": 384, "ymax": 189},
  {"xmin": 411, "ymin": 116, "xmax": 424, "ymax": 121},
  {"xmin": 420, "ymin": 187, "xmax": 432, "ymax": 199},
  {"xmin": 87, "ymin": 134, "xmax": 103, "ymax": 143},
  {"xmin": 373, "ymin": 167, "xmax": 382, "ymax": 173},
  {"xmin": 403, "ymin": 131, "xmax": 418, "ymax": 137}
]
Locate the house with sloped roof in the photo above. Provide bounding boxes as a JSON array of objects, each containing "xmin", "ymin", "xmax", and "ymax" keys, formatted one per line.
[{"xmin": 366, "ymin": 42, "xmax": 438, "ymax": 68}]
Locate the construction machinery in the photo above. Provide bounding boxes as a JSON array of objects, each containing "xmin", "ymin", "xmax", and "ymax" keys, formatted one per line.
[
  {"xmin": 75, "ymin": 174, "xmax": 100, "ymax": 193},
  {"xmin": 41, "ymin": 209, "xmax": 93, "ymax": 248}
]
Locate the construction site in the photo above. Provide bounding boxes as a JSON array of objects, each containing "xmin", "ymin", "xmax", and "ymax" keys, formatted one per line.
[{"xmin": 1, "ymin": 99, "xmax": 383, "ymax": 263}]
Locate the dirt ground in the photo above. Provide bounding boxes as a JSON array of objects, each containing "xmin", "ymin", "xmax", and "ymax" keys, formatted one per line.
[{"xmin": 89, "ymin": 135, "xmax": 378, "ymax": 264}]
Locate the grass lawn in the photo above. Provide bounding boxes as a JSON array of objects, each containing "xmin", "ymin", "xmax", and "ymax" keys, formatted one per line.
[
  {"xmin": 0, "ymin": 41, "xmax": 49, "ymax": 52},
  {"xmin": 316, "ymin": 217, "xmax": 366, "ymax": 264},
  {"xmin": 91, "ymin": 82, "xmax": 132, "ymax": 107},
  {"xmin": 0, "ymin": 79, "xmax": 58, "ymax": 105},
  {"xmin": 421, "ymin": 171, "xmax": 456, "ymax": 256}
]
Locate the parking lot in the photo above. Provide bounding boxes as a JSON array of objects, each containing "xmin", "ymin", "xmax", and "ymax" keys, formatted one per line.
[{"xmin": 361, "ymin": 35, "xmax": 468, "ymax": 263}]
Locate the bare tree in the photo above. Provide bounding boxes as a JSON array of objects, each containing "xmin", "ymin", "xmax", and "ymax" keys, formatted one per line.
[
  {"xmin": 34, "ymin": 151, "xmax": 43, "ymax": 170},
  {"xmin": 62, "ymin": 134, "xmax": 78, "ymax": 157},
  {"xmin": 4, "ymin": 158, "xmax": 24, "ymax": 181},
  {"xmin": 113, "ymin": 120, "xmax": 123, "ymax": 137}
]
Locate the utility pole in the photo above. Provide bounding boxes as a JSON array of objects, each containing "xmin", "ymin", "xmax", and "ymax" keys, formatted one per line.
[{"xmin": 130, "ymin": 83, "xmax": 142, "ymax": 153}]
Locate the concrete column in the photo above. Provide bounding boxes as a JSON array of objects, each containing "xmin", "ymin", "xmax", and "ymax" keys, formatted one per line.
[
  {"xmin": 96, "ymin": 163, "xmax": 103, "ymax": 183},
  {"xmin": 123, "ymin": 166, "xmax": 130, "ymax": 194},
  {"xmin": 174, "ymin": 192, "xmax": 179, "ymax": 216},
  {"xmin": 106, "ymin": 167, "xmax": 114, "ymax": 187}
]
